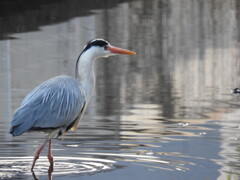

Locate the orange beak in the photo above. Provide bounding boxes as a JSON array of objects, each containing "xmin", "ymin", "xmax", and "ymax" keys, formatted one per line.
[{"xmin": 107, "ymin": 45, "xmax": 136, "ymax": 55}]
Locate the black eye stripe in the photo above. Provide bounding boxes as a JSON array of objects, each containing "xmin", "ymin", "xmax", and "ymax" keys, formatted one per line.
[
  {"xmin": 90, "ymin": 39, "xmax": 109, "ymax": 47},
  {"xmin": 83, "ymin": 39, "xmax": 109, "ymax": 52}
]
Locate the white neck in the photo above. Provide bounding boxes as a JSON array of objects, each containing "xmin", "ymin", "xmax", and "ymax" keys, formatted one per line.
[{"xmin": 75, "ymin": 51, "xmax": 97, "ymax": 102}]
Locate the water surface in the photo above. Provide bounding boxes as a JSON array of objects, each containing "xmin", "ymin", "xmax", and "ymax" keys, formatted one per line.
[{"xmin": 1, "ymin": 0, "xmax": 240, "ymax": 179}]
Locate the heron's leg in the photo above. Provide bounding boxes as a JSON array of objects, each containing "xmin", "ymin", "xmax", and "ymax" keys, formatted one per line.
[
  {"xmin": 31, "ymin": 139, "xmax": 49, "ymax": 171},
  {"xmin": 47, "ymin": 139, "xmax": 54, "ymax": 165}
]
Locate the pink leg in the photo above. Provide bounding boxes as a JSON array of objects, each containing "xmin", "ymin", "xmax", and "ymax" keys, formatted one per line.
[
  {"xmin": 31, "ymin": 139, "xmax": 49, "ymax": 171},
  {"xmin": 47, "ymin": 139, "xmax": 54, "ymax": 165}
]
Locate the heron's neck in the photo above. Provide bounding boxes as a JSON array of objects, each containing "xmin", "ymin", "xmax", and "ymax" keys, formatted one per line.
[{"xmin": 75, "ymin": 51, "xmax": 97, "ymax": 102}]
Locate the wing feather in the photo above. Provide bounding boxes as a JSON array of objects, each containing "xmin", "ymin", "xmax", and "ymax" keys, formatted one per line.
[{"xmin": 10, "ymin": 75, "xmax": 86, "ymax": 136}]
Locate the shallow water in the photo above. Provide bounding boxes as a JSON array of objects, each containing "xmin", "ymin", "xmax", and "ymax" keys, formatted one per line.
[{"xmin": 1, "ymin": 0, "xmax": 240, "ymax": 179}]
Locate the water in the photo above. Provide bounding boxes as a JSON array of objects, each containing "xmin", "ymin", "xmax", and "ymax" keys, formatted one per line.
[{"xmin": 1, "ymin": 0, "xmax": 240, "ymax": 179}]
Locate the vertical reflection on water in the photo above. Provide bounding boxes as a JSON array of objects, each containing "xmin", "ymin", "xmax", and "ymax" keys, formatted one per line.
[
  {"xmin": 95, "ymin": 0, "xmax": 240, "ymax": 115},
  {"xmin": 0, "ymin": 40, "xmax": 11, "ymax": 139},
  {"xmin": 92, "ymin": 1, "xmax": 240, "ymax": 178}
]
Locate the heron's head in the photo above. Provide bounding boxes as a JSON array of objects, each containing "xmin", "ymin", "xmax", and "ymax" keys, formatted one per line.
[{"xmin": 82, "ymin": 39, "xmax": 136, "ymax": 58}]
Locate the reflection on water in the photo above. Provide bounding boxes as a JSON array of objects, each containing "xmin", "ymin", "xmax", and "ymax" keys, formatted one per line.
[{"xmin": 1, "ymin": 0, "xmax": 240, "ymax": 179}]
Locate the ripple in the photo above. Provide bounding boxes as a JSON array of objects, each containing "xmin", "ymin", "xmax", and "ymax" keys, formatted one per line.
[
  {"xmin": 77, "ymin": 152, "xmax": 193, "ymax": 172},
  {"xmin": 0, "ymin": 150, "xmax": 194, "ymax": 179},
  {"xmin": 0, "ymin": 156, "xmax": 117, "ymax": 179}
]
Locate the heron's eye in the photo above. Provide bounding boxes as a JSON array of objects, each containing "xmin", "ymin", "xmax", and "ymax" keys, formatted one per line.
[{"xmin": 104, "ymin": 46, "xmax": 108, "ymax": 50}]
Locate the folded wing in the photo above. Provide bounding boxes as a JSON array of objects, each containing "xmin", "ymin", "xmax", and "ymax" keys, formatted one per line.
[{"xmin": 10, "ymin": 75, "xmax": 86, "ymax": 137}]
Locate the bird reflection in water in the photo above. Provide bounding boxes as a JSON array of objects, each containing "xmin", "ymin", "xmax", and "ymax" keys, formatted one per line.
[{"xmin": 32, "ymin": 164, "xmax": 53, "ymax": 180}]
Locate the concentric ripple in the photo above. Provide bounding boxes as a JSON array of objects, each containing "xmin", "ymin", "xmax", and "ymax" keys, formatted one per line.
[
  {"xmin": 0, "ymin": 156, "xmax": 117, "ymax": 179},
  {"xmin": 0, "ymin": 150, "xmax": 194, "ymax": 179}
]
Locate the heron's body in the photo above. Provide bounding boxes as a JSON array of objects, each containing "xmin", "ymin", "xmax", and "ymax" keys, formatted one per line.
[
  {"xmin": 10, "ymin": 75, "xmax": 86, "ymax": 138},
  {"xmin": 9, "ymin": 38, "xmax": 135, "ymax": 171}
]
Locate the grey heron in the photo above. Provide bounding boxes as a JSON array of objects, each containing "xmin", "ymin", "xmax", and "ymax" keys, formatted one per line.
[{"xmin": 9, "ymin": 39, "xmax": 136, "ymax": 171}]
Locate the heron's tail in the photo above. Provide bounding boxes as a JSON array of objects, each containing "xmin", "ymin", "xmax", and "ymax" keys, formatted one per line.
[{"xmin": 10, "ymin": 107, "xmax": 35, "ymax": 136}]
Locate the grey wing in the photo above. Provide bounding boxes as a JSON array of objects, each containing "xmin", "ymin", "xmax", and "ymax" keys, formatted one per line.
[{"xmin": 10, "ymin": 76, "xmax": 86, "ymax": 136}]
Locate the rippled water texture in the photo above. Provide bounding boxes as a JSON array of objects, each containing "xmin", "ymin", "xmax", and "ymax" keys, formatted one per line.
[{"xmin": 1, "ymin": 0, "xmax": 240, "ymax": 179}]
